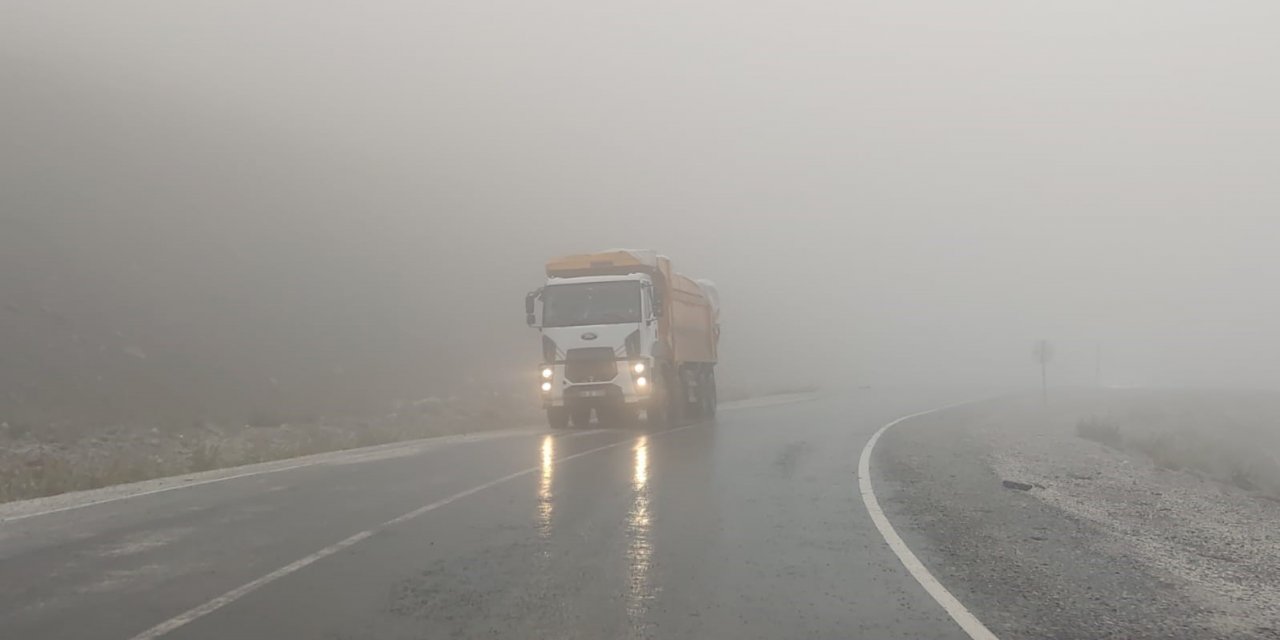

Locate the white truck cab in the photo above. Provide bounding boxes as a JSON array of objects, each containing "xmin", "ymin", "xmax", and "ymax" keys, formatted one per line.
[
  {"xmin": 526, "ymin": 249, "xmax": 718, "ymax": 429},
  {"xmin": 528, "ymin": 273, "xmax": 660, "ymax": 428}
]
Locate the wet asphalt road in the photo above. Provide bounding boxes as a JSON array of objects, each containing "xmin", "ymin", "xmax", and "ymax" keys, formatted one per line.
[{"xmin": 0, "ymin": 391, "xmax": 982, "ymax": 639}]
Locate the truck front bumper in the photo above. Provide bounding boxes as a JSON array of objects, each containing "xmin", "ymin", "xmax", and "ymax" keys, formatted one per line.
[{"xmin": 544, "ymin": 383, "xmax": 653, "ymax": 410}]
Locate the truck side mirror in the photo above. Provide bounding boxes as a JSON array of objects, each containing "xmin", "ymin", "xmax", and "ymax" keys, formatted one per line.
[
  {"xmin": 525, "ymin": 291, "xmax": 538, "ymax": 326},
  {"xmin": 652, "ymin": 298, "xmax": 664, "ymax": 318}
]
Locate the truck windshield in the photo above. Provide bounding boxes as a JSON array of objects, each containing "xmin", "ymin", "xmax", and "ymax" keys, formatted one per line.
[{"xmin": 542, "ymin": 281, "xmax": 642, "ymax": 327}]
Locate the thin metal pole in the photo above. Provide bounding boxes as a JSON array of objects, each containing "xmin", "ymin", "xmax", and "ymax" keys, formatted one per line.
[
  {"xmin": 1095, "ymin": 342, "xmax": 1101, "ymax": 388},
  {"xmin": 1041, "ymin": 357, "xmax": 1048, "ymax": 406}
]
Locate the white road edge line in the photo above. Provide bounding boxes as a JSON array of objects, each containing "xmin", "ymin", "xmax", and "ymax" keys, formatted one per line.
[
  {"xmin": 858, "ymin": 403, "xmax": 1000, "ymax": 640},
  {"xmin": 126, "ymin": 421, "xmax": 703, "ymax": 640}
]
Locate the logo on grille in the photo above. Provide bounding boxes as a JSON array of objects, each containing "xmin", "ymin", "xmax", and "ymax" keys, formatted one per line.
[{"xmin": 581, "ymin": 332, "xmax": 598, "ymax": 340}]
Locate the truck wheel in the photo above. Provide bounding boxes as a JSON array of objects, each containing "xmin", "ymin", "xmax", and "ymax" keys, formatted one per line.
[
  {"xmin": 685, "ymin": 378, "xmax": 704, "ymax": 420},
  {"xmin": 646, "ymin": 403, "xmax": 667, "ymax": 428},
  {"xmin": 547, "ymin": 407, "xmax": 569, "ymax": 429},
  {"xmin": 571, "ymin": 408, "xmax": 593, "ymax": 428},
  {"xmin": 686, "ymin": 391, "xmax": 706, "ymax": 417},
  {"xmin": 645, "ymin": 372, "xmax": 670, "ymax": 428},
  {"xmin": 668, "ymin": 372, "xmax": 687, "ymax": 426}
]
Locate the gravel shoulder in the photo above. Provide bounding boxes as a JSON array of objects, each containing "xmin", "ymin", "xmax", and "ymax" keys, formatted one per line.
[{"xmin": 875, "ymin": 390, "xmax": 1280, "ymax": 640}]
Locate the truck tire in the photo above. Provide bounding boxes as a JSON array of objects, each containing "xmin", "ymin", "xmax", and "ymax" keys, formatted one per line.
[
  {"xmin": 571, "ymin": 407, "xmax": 593, "ymax": 428},
  {"xmin": 686, "ymin": 386, "xmax": 706, "ymax": 417},
  {"xmin": 685, "ymin": 367, "xmax": 715, "ymax": 421},
  {"xmin": 645, "ymin": 371, "xmax": 672, "ymax": 428},
  {"xmin": 547, "ymin": 407, "xmax": 569, "ymax": 429},
  {"xmin": 646, "ymin": 401, "xmax": 667, "ymax": 428},
  {"xmin": 669, "ymin": 371, "xmax": 687, "ymax": 426},
  {"xmin": 685, "ymin": 371, "xmax": 704, "ymax": 421}
]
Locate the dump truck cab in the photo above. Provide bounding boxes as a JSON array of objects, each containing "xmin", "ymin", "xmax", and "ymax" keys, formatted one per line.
[{"xmin": 526, "ymin": 250, "xmax": 718, "ymax": 428}]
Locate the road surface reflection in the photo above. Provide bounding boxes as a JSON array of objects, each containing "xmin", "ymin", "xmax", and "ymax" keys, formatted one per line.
[
  {"xmin": 627, "ymin": 435, "xmax": 652, "ymax": 634},
  {"xmin": 538, "ymin": 435, "xmax": 554, "ymax": 538}
]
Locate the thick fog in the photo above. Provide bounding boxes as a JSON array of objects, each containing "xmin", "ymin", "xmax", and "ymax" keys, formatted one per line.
[{"xmin": 4, "ymin": 1, "xmax": 1279, "ymax": 426}]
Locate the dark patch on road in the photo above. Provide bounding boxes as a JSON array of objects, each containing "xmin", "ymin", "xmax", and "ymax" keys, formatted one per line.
[{"xmin": 772, "ymin": 441, "xmax": 812, "ymax": 478}]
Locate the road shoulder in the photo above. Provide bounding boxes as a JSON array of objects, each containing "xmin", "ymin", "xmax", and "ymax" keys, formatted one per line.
[
  {"xmin": 873, "ymin": 398, "xmax": 1230, "ymax": 640},
  {"xmin": 0, "ymin": 428, "xmax": 539, "ymax": 522}
]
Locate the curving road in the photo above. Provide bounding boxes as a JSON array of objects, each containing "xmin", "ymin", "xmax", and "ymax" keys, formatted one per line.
[{"xmin": 1, "ymin": 391, "xmax": 985, "ymax": 639}]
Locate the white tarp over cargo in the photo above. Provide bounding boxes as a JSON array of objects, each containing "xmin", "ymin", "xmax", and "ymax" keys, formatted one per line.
[
  {"xmin": 696, "ymin": 279, "xmax": 720, "ymax": 321},
  {"xmin": 596, "ymin": 248, "xmax": 665, "ymax": 269}
]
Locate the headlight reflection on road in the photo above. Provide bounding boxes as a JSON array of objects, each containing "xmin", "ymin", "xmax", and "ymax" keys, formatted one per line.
[
  {"xmin": 633, "ymin": 437, "xmax": 648, "ymax": 489},
  {"xmin": 538, "ymin": 435, "xmax": 554, "ymax": 538},
  {"xmin": 626, "ymin": 436, "xmax": 653, "ymax": 633}
]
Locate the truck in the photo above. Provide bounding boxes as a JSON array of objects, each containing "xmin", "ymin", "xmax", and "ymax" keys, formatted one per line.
[{"xmin": 525, "ymin": 249, "xmax": 720, "ymax": 428}]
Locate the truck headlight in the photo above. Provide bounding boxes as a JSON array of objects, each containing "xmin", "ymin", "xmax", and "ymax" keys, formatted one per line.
[
  {"xmin": 632, "ymin": 362, "xmax": 645, "ymax": 374},
  {"xmin": 635, "ymin": 376, "xmax": 647, "ymax": 388},
  {"xmin": 541, "ymin": 367, "xmax": 554, "ymax": 379},
  {"xmin": 541, "ymin": 381, "xmax": 553, "ymax": 392}
]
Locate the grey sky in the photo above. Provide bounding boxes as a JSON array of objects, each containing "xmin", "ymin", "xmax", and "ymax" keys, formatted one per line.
[{"xmin": 4, "ymin": 0, "xmax": 1280, "ymax": 423}]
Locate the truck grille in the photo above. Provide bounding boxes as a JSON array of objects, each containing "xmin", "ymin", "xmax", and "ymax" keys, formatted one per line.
[{"xmin": 565, "ymin": 348, "xmax": 618, "ymax": 383}]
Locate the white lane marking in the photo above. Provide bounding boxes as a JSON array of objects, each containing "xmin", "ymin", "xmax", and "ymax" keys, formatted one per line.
[
  {"xmin": 859, "ymin": 404, "xmax": 1000, "ymax": 640},
  {"xmin": 559, "ymin": 428, "xmax": 611, "ymax": 438},
  {"xmin": 127, "ymin": 422, "xmax": 704, "ymax": 640},
  {"xmin": 1, "ymin": 429, "xmax": 540, "ymax": 523}
]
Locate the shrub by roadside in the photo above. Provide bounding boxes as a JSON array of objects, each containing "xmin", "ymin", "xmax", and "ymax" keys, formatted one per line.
[
  {"xmin": 1075, "ymin": 416, "xmax": 1122, "ymax": 448},
  {"xmin": 1074, "ymin": 407, "xmax": 1280, "ymax": 497}
]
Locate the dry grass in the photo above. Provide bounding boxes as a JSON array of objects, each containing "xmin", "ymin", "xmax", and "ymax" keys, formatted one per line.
[
  {"xmin": 1076, "ymin": 416, "xmax": 1123, "ymax": 449},
  {"xmin": 1074, "ymin": 405, "xmax": 1280, "ymax": 497},
  {"xmin": 0, "ymin": 453, "xmax": 178, "ymax": 503},
  {"xmin": 0, "ymin": 398, "xmax": 539, "ymax": 504}
]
